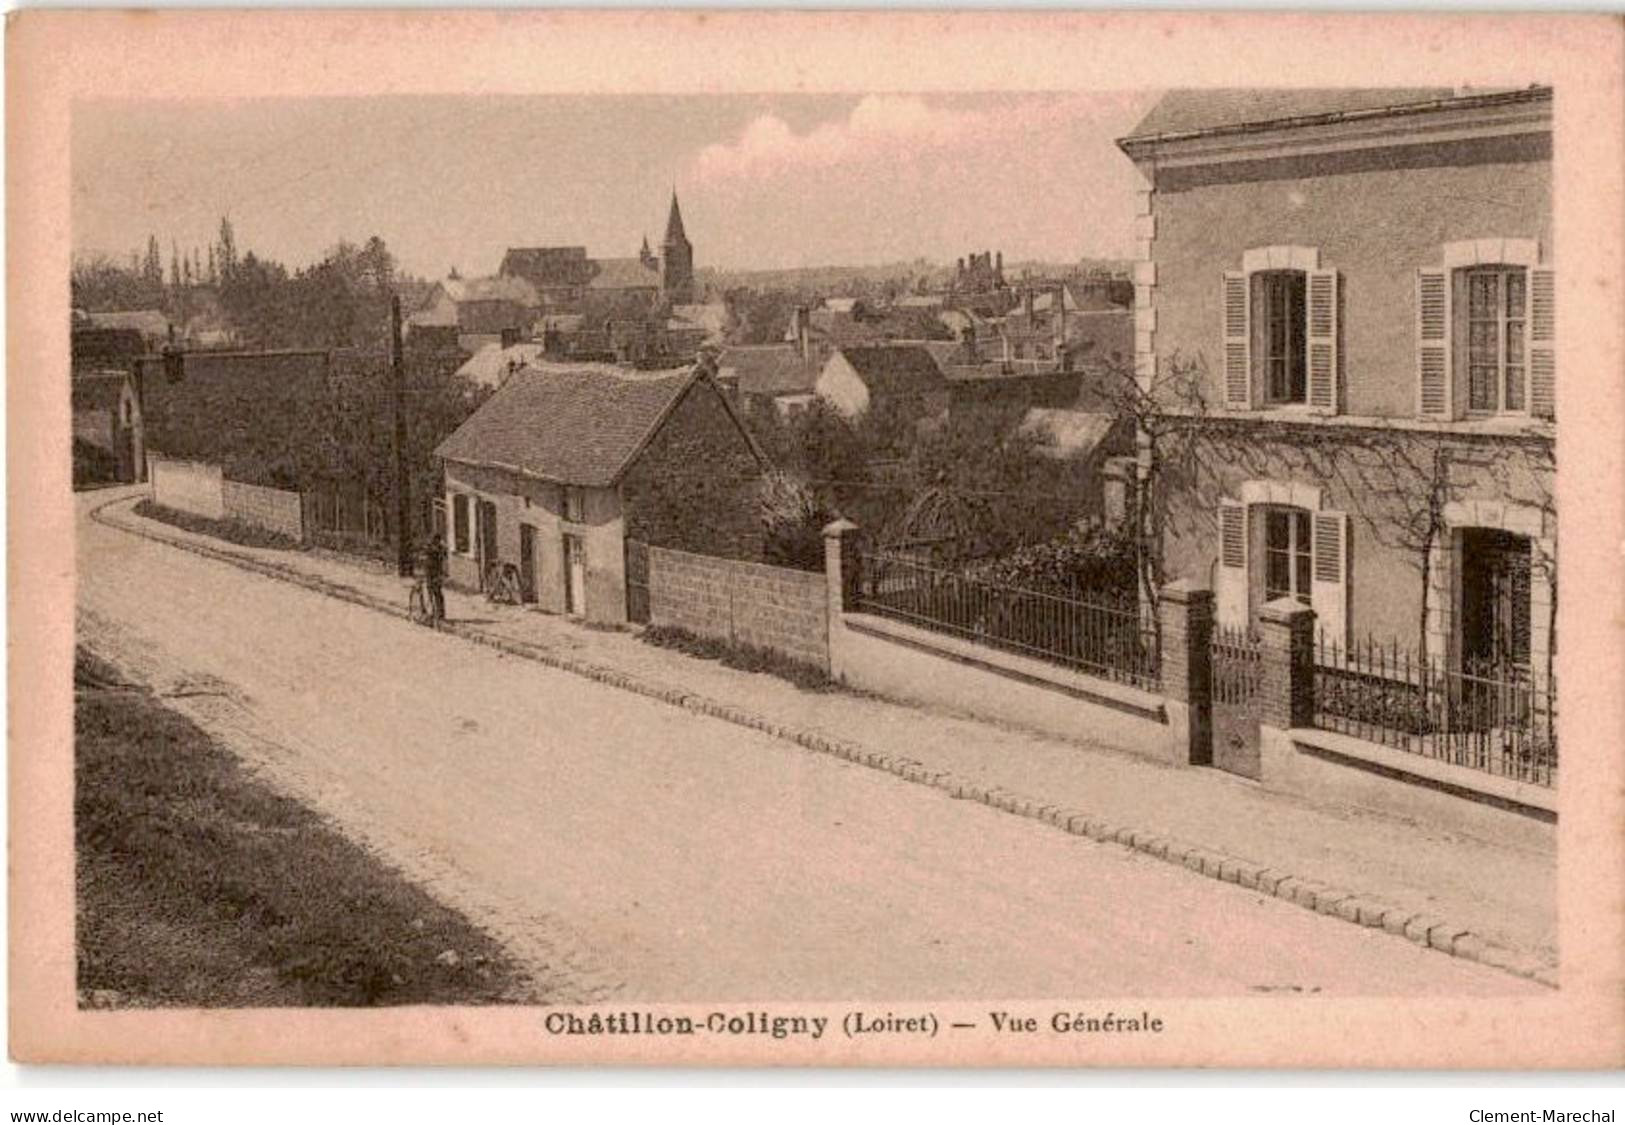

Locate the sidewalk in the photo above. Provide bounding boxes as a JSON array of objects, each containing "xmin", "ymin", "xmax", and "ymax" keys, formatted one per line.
[{"xmin": 92, "ymin": 492, "xmax": 1557, "ymax": 978}]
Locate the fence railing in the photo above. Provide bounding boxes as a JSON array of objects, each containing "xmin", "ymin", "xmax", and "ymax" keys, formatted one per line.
[
  {"xmin": 854, "ymin": 551, "xmax": 1160, "ymax": 690},
  {"xmin": 1211, "ymin": 623, "xmax": 1263, "ymax": 707},
  {"xmin": 1314, "ymin": 635, "xmax": 1556, "ymax": 788},
  {"xmin": 301, "ymin": 485, "xmax": 392, "ymax": 555}
]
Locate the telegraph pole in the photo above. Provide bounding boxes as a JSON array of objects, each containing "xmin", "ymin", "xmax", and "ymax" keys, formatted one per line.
[{"xmin": 390, "ymin": 295, "xmax": 412, "ymax": 577}]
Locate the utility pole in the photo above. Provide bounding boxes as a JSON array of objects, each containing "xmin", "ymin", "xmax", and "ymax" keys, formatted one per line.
[{"xmin": 390, "ymin": 295, "xmax": 412, "ymax": 577}]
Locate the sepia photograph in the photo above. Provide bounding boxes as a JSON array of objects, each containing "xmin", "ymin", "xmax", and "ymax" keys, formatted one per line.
[{"xmin": 8, "ymin": 9, "xmax": 1624, "ymax": 1072}]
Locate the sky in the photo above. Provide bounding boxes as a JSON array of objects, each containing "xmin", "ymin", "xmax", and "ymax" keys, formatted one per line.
[{"xmin": 71, "ymin": 92, "xmax": 1159, "ymax": 281}]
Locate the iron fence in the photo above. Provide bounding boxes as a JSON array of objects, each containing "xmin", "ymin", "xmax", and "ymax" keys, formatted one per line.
[
  {"xmin": 1314, "ymin": 635, "xmax": 1556, "ymax": 788},
  {"xmin": 1210, "ymin": 623, "xmax": 1263, "ymax": 707},
  {"xmin": 854, "ymin": 551, "xmax": 1160, "ymax": 690}
]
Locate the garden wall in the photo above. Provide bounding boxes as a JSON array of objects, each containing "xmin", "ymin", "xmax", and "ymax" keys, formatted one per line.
[
  {"xmin": 149, "ymin": 456, "xmax": 225, "ymax": 521},
  {"xmin": 648, "ymin": 546, "xmax": 829, "ymax": 671}
]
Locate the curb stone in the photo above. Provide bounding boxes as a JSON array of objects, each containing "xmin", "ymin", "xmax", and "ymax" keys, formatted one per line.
[{"xmin": 91, "ymin": 494, "xmax": 1560, "ymax": 990}]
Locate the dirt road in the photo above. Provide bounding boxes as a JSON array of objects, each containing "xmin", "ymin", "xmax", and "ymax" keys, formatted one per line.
[{"xmin": 76, "ymin": 493, "xmax": 1537, "ymax": 999}]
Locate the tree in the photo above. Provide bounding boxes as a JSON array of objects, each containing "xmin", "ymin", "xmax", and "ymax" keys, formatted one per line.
[
  {"xmin": 142, "ymin": 236, "xmax": 163, "ymax": 287},
  {"xmin": 217, "ymin": 216, "xmax": 238, "ymax": 282}
]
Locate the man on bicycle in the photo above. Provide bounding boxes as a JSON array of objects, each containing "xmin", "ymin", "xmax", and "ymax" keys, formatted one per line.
[{"xmin": 419, "ymin": 533, "xmax": 447, "ymax": 623}]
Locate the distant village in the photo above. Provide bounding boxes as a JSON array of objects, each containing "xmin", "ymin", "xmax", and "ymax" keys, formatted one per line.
[{"xmin": 72, "ymin": 86, "xmax": 1560, "ymax": 889}]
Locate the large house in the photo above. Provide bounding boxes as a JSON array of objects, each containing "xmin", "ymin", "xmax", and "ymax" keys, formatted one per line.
[
  {"xmin": 1119, "ymin": 86, "xmax": 1555, "ymax": 682},
  {"xmin": 434, "ymin": 363, "xmax": 767, "ymax": 625}
]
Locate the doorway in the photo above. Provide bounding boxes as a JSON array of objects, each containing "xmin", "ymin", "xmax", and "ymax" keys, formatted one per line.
[
  {"xmin": 519, "ymin": 524, "xmax": 538, "ymax": 604},
  {"xmin": 477, "ymin": 498, "xmax": 498, "ymax": 586},
  {"xmin": 563, "ymin": 534, "xmax": 586, "ymax": 617},
  {"xmin": 1459, "ymin": 528, "xmax": 1531, "ymax": 671}
]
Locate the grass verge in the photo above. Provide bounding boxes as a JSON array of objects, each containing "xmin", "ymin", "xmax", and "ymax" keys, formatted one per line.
[
  {"xmin": 641, "ymin": 624, "xmax": 835, "ymax": 692},
  {"xmin": 75, "ymin": 647, "xmax": 533, "ymax": 1007},
  {"xmin": 132, "ymin": 498, "xmax": 302, "ymax": 551}
]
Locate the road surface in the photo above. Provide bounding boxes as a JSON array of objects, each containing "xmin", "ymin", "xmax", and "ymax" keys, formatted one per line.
[{"xmin": 75, "ymin": 491, "xmax": 1536, "ymax": 999}]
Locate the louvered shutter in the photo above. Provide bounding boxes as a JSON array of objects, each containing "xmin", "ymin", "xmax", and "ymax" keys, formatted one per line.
[
  {"xmin": 1310, "ymin": 510, "xmax": 1349, "ymax": 648},
  {"xmin": 1215, "ymin": 500, "xmax": 1249, "ymax": 628},
  {"xmin": 1306, "ymin": 269, "xmax": 1339, "ymax": 413},
  {"xmin": 1529, "ymin": 267, "xmax": 1555, "ymax": 419},
  {"xmin": 1222, "ymin": 272, "xmax": 1251, "ymax": 409},
  {"xmin": 1416, "ymin": 268, "xmax": 1453, "ymax": 419}
]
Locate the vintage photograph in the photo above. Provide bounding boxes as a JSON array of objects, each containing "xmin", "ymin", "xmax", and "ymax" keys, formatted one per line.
[{"xmin": 12, "ymin": 10, "xmax": 1624, "ymax": 1070}]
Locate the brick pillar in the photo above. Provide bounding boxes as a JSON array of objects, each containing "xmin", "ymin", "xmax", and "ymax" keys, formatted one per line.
[
  {"xmin": 1257, "ymin": 597, "xmax": 1316, "ymax": 731},
  {"xmin": 822, "ymin": 519, "xmax": 861, "ymax": 614},
  {"xmin": 1159, "ymin": 580, "xmax": 1213, "ymax": 765}
]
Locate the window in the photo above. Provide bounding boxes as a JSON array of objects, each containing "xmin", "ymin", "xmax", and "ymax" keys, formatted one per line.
[
  {"xmin": 1263, "ymin": 507, "xmax": 1312, "ymax": 606},
  {"xmin": 452, "ymin": 493, "xmax": 470, "ymax": 554},
  {"xmin": 1222, "ymin": 250, "xmax": 1338, "ymax": 413},
  {"xmin": 1254, "ymin": 271, "xmax": 1307, "ymax": 404},
  {"xmin": 563, "ymin": 486, "xmax": 585, "ymax": 524},
  {"xmin": 1460, "ymin": 266, "xmax": 1526, "ymax": 414},
  {"xmin": 1417, "ymin": 243, "xmax": 1553, "ymax": 420}
]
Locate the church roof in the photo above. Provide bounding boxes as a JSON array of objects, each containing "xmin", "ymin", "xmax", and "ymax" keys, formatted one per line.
[{"xmin": 588, "ymin": 257, "xmax": 661, "ymax": 291}]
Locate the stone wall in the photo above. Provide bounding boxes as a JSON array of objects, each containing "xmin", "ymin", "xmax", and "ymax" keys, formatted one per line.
[
  {"xmin": 222, "ymin": 478, "xmax": 305, "ymax": 542},
  {"xmin": 149, "ymin": 456, "xmax": 225, "ymax": 521},
  {"xmin": 648, "ymin": 546, "xmax": 829, "ymax": 671}
]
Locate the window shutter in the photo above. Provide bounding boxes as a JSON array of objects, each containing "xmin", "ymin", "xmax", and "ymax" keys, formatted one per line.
[
  {"xmin": 1529, "ymin": 267, "xmax": 1555, "ymax": 419},
  {"xmin": 1306, "ymin": 269, "xmax": 1339, "ymax": 413},
  {"xmin": 1416, "ymin": 268, "xmax": 1453, "ymax": 419},
  {"xmin": 1222, "ymin": 271, "xmax": 1250, "ymax": 409},
  {"xmin": 1215, "ymin": 500, "xmax": 1248, "ymax": 628},
  {"xmin": 1310, "ymin": 510, "xmax": 1349, "ymax": 648}
]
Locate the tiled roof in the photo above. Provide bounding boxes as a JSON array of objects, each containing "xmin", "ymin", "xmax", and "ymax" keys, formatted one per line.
[
  {"xmin": 454, "ymin": 343, "xmax": 548, "ymax": 389},
  {"xmin": 720, "ymin": 345, "xmax": 817, "ymax": 398},
  {"xmin": 1018, "ymin": 409, "xmax": 1116, "ymax": 460},
  {"xmin": 83, "ymin": 309, "xmax": 171, "ymax": 338},
  {"xmin": 1123, "ymin": 88, "xmax": 1462, "ymax": 142},
  {"xmin": 588, "ymin": 257, "xmax": 661, "ymax": 291},
  {"xmin": 434, "ymin": 363, "xmax": 702, "ymax": 487},
  {"xmin": 835, "ymin": 345, "xmax": 946, "ymax": 396},
  {"xmin": 441, "ymin": 275, "xmax": 538, "ymax": 306}
]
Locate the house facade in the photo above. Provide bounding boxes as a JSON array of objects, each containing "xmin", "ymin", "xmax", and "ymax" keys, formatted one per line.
[
  {"xmin": 1120, "ymin": 87, "xmax": 1556, "ymax": 682},
  {"xmin": 434, "ymin": 363, "xmax": 767, "ymax": 625}
]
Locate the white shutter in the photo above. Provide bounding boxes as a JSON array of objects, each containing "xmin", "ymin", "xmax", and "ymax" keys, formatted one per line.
[
  {"xmin": 1215, "ymin": 500, "xmax": 1248, "ymax": 629},
  {"xmin": 1416, "ymin": 267, "xmax": 1453, "ymax": 419},
  {"xmin": 1529, "ymin": 267, "xmax": 1555, "ymax": 419},
  {"xmin": 1310, "ymin": 510, "xmax": 1349, "ymax": 648},
  {"xmin": 1222, "ymin": 271, "xmax": 1251, "ymax": 409},
  {"xmin": 1306, "ymin": 269, "xmax": 1339, "ymax": 413}
]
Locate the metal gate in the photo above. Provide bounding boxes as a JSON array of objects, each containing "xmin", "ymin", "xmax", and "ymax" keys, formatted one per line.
[
  {"xmin": 625, "ymin": 538, "xmax": 650, "ymax": 624},
  {"xmin": 1209, "ymin": 623, "xmax": 1264, "ymax": 780}
]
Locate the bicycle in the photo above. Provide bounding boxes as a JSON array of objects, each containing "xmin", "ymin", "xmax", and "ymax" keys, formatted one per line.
[
  {"xmin": 407, "ymin": 575, "xmax": 438, "ymax": 627},
  {"xmin": 484, "ymin": 561, "xmax": 522, "ymax": 606}
]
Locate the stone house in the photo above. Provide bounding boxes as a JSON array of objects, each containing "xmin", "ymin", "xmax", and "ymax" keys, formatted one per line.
[
  {"xmin": 72, "ymin": 369, "xmax": 145, "ymax": 485},
  {"xmin": 814, "ymin": 344, "xmax": 951, "ymax": 423},
  {"xmin": 434, "ymin": 363, "xmax": 768, "ymax": 625},
  {"xmin": 1120, "ymin": 86, "xmax": 1556, "ymax": 680}
]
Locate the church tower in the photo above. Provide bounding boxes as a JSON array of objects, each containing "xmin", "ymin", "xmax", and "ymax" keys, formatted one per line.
[{"xmin": 660, "ymin": 191, "xmax": 694, "ymax": 304}]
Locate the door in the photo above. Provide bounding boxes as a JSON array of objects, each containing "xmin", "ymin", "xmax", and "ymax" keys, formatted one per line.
[
  {"xmin": 563, "ymin": 534, "xmax": 586, "ymax": 617},
  {"xmin": 477, "ymin": 499, "xmax": 498, "ymax": 587},
  {"xmin": 1459, "ymin": 528, "xmax": 1531, "ymax": 671},
  {"xmin": 518, "ymin": 524, "xmax": 538, "ymax": 604},
  {"xmin": 625, "ymin": 538, "xmax": 650, "ymax": 624}
]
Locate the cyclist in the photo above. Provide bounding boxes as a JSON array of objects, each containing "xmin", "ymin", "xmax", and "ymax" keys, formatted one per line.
[{"xmin": 418, "ymin": 532, "xmax": 447, "ymax": 624}]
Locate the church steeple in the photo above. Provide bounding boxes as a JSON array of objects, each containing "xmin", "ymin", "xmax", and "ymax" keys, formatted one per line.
[
  {"xmin": 659, "ymin": 190, "xmax": 694, "ymax": 303},
  {"xmin": 663, "ymin": 191, "xmax": 688, "ymax": 247}
]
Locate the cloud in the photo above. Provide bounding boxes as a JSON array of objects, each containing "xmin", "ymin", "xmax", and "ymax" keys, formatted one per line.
[{"xmin": 693, "ymin": 95, "xmax": 992, "ymax": 183}]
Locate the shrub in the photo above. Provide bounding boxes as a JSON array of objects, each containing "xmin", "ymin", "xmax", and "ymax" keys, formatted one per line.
[
  {"xmin": 641, "ymin": 624, "xmax": 834, "ymax": 692},
  {"xmin": 134, "ymin": 498, "xmax": 302, "ymax": 551}
]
